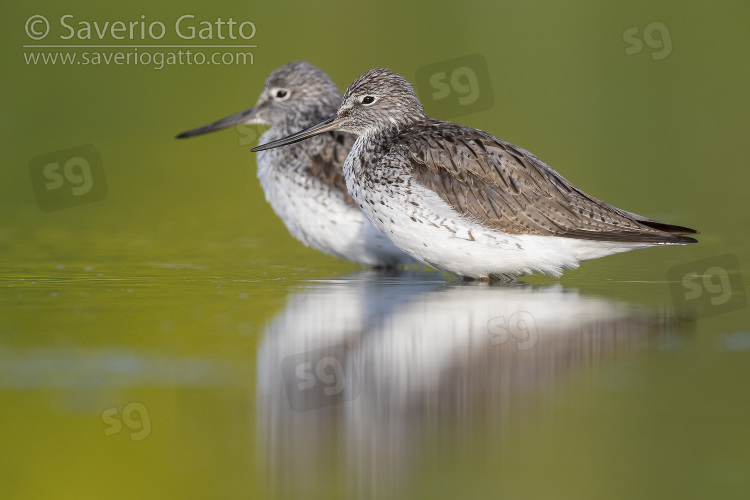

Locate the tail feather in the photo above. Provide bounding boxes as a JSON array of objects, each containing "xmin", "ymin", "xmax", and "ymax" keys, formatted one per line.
[
  {"xmin": 600, "ymin": 209, "xmax": 700, "ymax": 244},
  {"xmin": 561, "ymin": 213, "xmax": 699, "ymax": 244},
  {"xmin": 637, "ymin": 219, "xmax": 699, "ymax": 236},
  {"xmin": 562, "ymin": 229, "xmax": 698, "ymax": 244}
]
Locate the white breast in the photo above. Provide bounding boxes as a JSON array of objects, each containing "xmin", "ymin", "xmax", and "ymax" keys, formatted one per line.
[
  {"xmin": 344, "ymin": 139, "xmax": 656, "ymax": 278},
  {"xmin": 254, "ymin": 131, "xmax": 413, "ymax": 267}
]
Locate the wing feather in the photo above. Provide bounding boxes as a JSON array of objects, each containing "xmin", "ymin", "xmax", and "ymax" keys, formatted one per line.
[
  {"xmin": 402, "ymin": 120, "xmax": 697, "ymax": 243},
  {"xmin": 308, "ymin": 131, "xmax": 357, "ymax": 206}
]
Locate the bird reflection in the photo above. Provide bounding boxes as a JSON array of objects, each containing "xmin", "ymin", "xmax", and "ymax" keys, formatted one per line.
[{"xmin": 256, "ymin": 271, "xmax": 682, "ymax": 499}]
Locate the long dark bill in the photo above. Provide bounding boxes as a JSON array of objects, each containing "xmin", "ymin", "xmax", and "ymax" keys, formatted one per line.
[
  {"xmin": 176, "ymin": 107, "xmax": 256, "ymax": 139},
  {"xmin": 251, "ymin": 115, "xmax": 339, "ymax": 152}
]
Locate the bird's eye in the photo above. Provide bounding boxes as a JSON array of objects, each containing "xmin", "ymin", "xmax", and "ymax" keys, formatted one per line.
[
  {"xmin": 272, "ymin": 88, "xmax": 290, "ymax": 100},
  {"xmin": 362, "ymin": 96, "xmax": 375, "ymax": 105}
]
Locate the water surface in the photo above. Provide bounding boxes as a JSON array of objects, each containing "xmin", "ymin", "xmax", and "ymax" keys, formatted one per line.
[{"xmin": 2, "ymin": 241, "xmax": 748, "ymax": 498}]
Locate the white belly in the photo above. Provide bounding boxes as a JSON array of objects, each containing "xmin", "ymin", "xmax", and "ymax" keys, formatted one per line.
[
  {"xmin": 346, "ymin": 155, "xmax": 654, "ymax": 278},
  {"xmin": 255, "ymin": 135, "xmax": 412, "ymax": 267}
]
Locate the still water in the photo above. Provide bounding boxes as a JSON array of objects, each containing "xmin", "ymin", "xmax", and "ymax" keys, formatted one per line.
[
  {"xmin": 4, "ymin": 1, "xmax": 750, "ymax": 496},
  {"xmin": 1, "ymin": 243, "xmax": 748, "ymax": 499}
]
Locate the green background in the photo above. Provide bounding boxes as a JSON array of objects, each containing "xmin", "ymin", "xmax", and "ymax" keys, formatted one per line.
[{"xmin": 2, "ymin": 0, "xmax": 749, "ymax": 498}]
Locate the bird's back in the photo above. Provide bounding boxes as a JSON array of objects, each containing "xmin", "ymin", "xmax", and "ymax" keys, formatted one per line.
[{"xmin": 388, "ymin": 119, "xmax": 697, "ymax": 244}]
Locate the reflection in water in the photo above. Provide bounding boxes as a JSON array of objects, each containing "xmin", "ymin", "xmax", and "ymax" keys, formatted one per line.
[{"xmin": 256, "ymin": 271, "xmax": 681, "ymax": 499}]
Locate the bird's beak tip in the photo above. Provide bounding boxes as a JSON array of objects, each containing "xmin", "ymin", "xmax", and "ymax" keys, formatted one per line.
[{"xmin": 176, "ymin": 106, "xmax": 256, "ymax": 140}]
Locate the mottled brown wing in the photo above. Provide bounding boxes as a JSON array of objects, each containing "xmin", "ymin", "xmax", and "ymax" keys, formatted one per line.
[
  {"xmin": 308, "ymin": 131, "xmax": 357, "ymax": 206},
  {"xmin": 406, "ymin": 120, "xmax": 697, "ymax": 243}
]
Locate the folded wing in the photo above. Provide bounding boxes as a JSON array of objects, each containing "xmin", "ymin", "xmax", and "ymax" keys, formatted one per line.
[{"xmin": 405, "ymin": 120, "xmax": 698, "ymax": 244}]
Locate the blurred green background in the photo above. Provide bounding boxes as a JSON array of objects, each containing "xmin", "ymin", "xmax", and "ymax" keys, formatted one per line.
[
  {"xmin": 3, "ymin": 0, "xmax": 749, "ymax": 259},
  {"xmin": 2, "ymin": 0, "xmax": 749, "ymax": 499}
]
